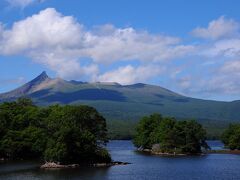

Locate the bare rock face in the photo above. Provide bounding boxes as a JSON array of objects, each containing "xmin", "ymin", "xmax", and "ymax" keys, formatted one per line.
[{"xmin": 152, "ymin": 144, "xmax": 161, "ymax": 152}]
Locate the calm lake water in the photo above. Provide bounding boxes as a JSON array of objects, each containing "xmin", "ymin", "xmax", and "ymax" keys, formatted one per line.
[{"xmin": 1, "ymin": 140, "xmax": 240, "ymax": 180}]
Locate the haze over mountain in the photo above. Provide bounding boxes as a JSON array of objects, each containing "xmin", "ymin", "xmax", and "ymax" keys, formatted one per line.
[{"xmin": 0, "ymin": 72, "xmax": 240, "ymax": 122}]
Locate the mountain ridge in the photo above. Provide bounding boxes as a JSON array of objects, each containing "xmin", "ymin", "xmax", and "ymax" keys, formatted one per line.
[{"xmin": 0, "ymin": 72, "xmax": 239, "ymax": 122}]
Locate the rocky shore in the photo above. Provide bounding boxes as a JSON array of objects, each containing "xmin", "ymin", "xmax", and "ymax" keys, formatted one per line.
[
  {"xmin": 139, "ymin": 149, "xmax": 189, "ymax": 156},
  {"xmin": 40, "ymin": 162, "xmax": 80, "ymax": 169},
  {"xmin": 139, "ymin": 148, "xmax": 240, "ymax": 156},
  {"xmin": 40, "ymin": 161, "xmax": 130, "ymax": 169},
  {"xmin": 93, "ymin": 161, "xmax": 130, "ymax": 167}
]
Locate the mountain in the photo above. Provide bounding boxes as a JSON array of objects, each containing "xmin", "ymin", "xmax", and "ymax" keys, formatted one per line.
[{"xmin": 0, "ymin": 71, "xmax": 240, "ymax": 122}]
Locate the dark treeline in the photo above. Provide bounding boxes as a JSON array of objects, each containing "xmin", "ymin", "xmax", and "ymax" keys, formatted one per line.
[
  {"xmin": 0, "ymin": 98, "xmax": 111, "ymax": 164},
  {"xmin": 133, "ymin": 114, "xmax": 209, "ymax": 154},
  {"xmin": 107, "ymin": 119, "xmax": 136, "ymax": 140}
]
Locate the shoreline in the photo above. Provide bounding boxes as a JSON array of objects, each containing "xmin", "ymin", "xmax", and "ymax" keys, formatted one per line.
[
  {"xmin": 40, "ymin": 161, "xmax": 130, "ymax": 169},
  {"xmin": 138, "ymin": 149, "xmax": 240, "ymax": 157},
  {"xmin": 138, "ymin": 149, "xmax": 203, "ymax": 156}
]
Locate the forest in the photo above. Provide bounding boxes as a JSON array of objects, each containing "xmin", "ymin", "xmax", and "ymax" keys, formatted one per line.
[{"xmin": 0, "ymin": 98, "xmax": 111, "ymax": 164}]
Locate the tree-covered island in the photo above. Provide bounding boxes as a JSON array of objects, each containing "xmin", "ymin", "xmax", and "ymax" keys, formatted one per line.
[
  {"xmin": 222, "ymin": 124, "xmax": 240, "ymax": 150},
  {"xmin": 133, "ymin": 114, "xmax": 209, "ymax": 155},
  {"xmin": 0, "ymin": 98, "xmax": 112, "ymax": 167}
]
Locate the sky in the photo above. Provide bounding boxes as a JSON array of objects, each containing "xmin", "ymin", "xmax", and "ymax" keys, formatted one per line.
[{"xmin": 0, "ymin": 0, "xmax": 240, "ymax": 101}]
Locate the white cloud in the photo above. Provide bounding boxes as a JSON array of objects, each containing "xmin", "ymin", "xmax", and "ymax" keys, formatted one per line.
[
  {"xmin": 0, "ymin": 8, "xmax": 89, "ymax": 79},
  {"xmin": 0, "ymin": 8, "xmax": 83, "ymax": 55},
  {"xmin": 221, "ymin": 60, "xmax": 240, "ymax": 73},
  {"xmin": 192, "ymin": 16, "xmax": 239, "ymax": 40},
  {"xmin": 176, "ymin": 60, "xmax": 240, "ymax": 98},
  {"xmin": 203, "ymin": 38, "xmax": 240, "ymax": 58},
  {"xmin": 216, "ymin": 60, "xmax": 240, "ymax": 94},
  {"xmin": 0, "ymin": 8, "xmax": 193, "ymax": 83},
  {"xmin": 6, "ymin": 0, "xmax": 45, "ymax": 9},
  {"xmin": 31, "ymin": 52, "xmax": 99, "ymax": 79},
  {"xmin": 97, "ymin": 65, "xmax": 164, "ymax": 85},
  {"xmin": 83, "ymin": 26, "xmax": 194, "ymax": 63}
]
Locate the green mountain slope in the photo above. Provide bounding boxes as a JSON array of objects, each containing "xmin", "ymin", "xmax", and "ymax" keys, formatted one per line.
[{"xmin": 0, "ymin": 72, "xmax": 239, "ymax": 122}]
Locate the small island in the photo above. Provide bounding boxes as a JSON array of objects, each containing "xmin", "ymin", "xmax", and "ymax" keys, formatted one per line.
[
  {"xmin": 0, "ymin": 98, "xmax": 127, "ymax": 168},
  {"xmin": 133, "ymin": 114, "xmax": 210, "ymax": 155}
]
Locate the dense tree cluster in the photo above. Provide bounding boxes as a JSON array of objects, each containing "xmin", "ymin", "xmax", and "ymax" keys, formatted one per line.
[
  {"xmin": 0, "ymin": 98, "xmax": 111, "ymax": 164},
  {"xmin": 222, "ymin": 124, "xmax": 240, "ymax": 150},
  {"xmin": 133, "ymin": 114, "xmax": 209, "ymax": 154}
]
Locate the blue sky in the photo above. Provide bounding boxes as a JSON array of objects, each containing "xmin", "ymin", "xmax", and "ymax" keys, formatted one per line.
[{"xmin": 0, "ymin": 0, "xmax": 240, "ymax": 101}]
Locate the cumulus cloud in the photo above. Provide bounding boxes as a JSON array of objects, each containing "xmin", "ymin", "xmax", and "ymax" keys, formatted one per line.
[
  {"xmin": 84, "ymin": 25, "xmax": 194, "ymax": 63},
  {"xmin": 1, "ymin": 8, "xmax": 83, "ymax": 55},
  {"xmin": 173, "ymin": 59, "xmax": 240, "ymax": 98},
  {"xmin": 0, "ymin": 8, "xmax": 88, "ymax": 79},
  {"xmin": 97, "ymin": 65, "xmax": 164, "ymax": 85},
  {"xmin": 6, "ymin": 0, "xmax": 45, "ymax": 9},
  {"xmin": 184, "ymin": 16, "xmax": 240, "ymax": 99},
  {"xmin": 203, "ymin": 39, "xmax": 240, "ymax": 58},
  {"xmin": 203, "ymin": 60, "xmax": 240, "ymax": 95},
  {"xmin": 192, "ymin": 16, "xmax": 239, "ymax": 40},
  {"xmin": 0, "ymin": 8, "xmax": 193, "ymax": 83}
]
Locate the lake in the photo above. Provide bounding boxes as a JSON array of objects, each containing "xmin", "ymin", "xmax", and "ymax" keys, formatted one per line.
[{"xmin": 1, "ymin": 140, "xmax": 240, "ymax": 180}]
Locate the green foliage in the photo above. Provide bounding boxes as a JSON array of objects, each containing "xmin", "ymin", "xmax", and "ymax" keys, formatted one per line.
[
  {"xmin": 0, "ymin": 127, "xmax": 46, "ymax": 159},
  {"xmin": 133, "ymin": 113, "xmax": 209, "ymax": 154},
  {"xmin": 222, "ymin": 124, "xmax": 240, "ymax": 150},
  {"xmin": 133, "ymin": 114, "xmax": 162, "ymax": 149},
  {"xmin": 0, "ymin": 98, "xmax": 111, "ymax": 164}
]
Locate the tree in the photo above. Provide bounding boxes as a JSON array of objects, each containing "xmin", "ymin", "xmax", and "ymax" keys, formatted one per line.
[
  {"xmin": 133, "ymin": 114, "xmax": 209, "ymax": 154},
  {"xmin": 222, "ymin": 124, "xmax": 240, "ymax": 150},
  {"xmin": 151, "ymin": 117, "xmax": 176, "ymax": 152},
  {"xmin": 133, "ymin": 113, "xmax": 162, "ymax": 149},
  {"xmin": 43, "ymin": 105, "xmax": 110, "ymax": 164}
]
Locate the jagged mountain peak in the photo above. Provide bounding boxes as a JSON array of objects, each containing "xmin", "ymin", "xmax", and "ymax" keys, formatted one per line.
[
  {"xmin": 31, "ymin": 71, "xmax": 50, "ymax": 84},
  {"xmin": 0, "ymin": 71, "xmax": 52, "ymax": 98}
]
